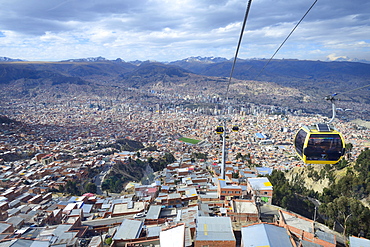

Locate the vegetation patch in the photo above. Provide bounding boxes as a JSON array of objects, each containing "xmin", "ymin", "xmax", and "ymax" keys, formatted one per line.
[
  {"xmin": 102, "ymin": 152, "xmax": 176, "ymax": 193},
  {"xmin": 270, "ymin": 148, "xmax": 370, "ymax": 238},
  {"xmin": 178, "ymin": 137, "xmax": 201, "ymax": 144}
]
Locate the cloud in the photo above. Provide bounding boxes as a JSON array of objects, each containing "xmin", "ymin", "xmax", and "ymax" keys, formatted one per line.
[
  {"xmin": 326, "ymin": 53, "xmax": 349, "ymax": 61},
  {"xmin": 0, "ymin": 0, "xmax": 369, "ymax": 61}
]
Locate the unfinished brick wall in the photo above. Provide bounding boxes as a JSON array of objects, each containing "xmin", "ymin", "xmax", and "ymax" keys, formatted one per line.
[{"xmin": 194, "ymin": 240, "xmax": 236, "ymax": 247}]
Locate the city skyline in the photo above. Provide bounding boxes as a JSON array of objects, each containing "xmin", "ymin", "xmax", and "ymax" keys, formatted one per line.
[{"xmin": 0, "ymin": 0, "xmax": 369, "ymax": 62}]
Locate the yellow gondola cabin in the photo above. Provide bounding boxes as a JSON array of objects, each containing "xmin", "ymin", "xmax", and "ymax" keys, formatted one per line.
[{"xmin": 294, "ymin": 123, "xmax": 345, "ymax": 165}]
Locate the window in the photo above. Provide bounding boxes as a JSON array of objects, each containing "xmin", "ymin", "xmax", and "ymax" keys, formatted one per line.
[
  {"xmin": 294, "ymin": 129, "xmax": 307, "ymax": 156},
  {"xmin": 306, "ymin": 134, "xmax": 344, "ymax": 161}
]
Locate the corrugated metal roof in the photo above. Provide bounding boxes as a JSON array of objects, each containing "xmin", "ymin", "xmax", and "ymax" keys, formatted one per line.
[
  {"xmin": 195, "ymin": 217, "xmax": 235, "ymax": 241},
  {"xmin": 256, "ymin": 167, "xmax": 273, "ymax": 175},
  {"xmin": 349, "ymin": 236, "xmax": 370, "ymax": 247},
  {"xmin": 113, "ymin": 219, "xmax": 143, "ymax": 240},
  {"xmin": 168, "ymin": 193, "xmax": 181, "ymax": 199},
  {"xmin": 315, "ymin": 229, "xmax": 335, "ymax": 244},
  {"xmin": 146, "ymin": 205, "xmax": 162, "ymax": 220},
  {"xmin": 256, "ymin": 133, "xmax": 267, "ymax": 139},
  {"xmin": 147, "ymin": 226, "xmax": 161, "ymax": 237},
  {"xmin": 217, "ymin": 178, "xmax": 227, "ymax": 188},
  {"xmin": 0, "ymin": 240, "xmax": 17, "ymax": 247},
  {"xmin": 82, "ymin": 204, "xmax": 93, "ymax": 213},
  {"xmin": 281, "ymin": 212, "xmax": 313, "ymax": 233},
  {"xmin": 301, "ymin": 240, "xmax": 323, "ymax": 247},
  {"xmin": 241, "ymin": 223, "xmax": 294, "ymax": 247},
  {"xmin": 29, "ymin": 240, "xmax": 50, "ymax": 247},
  {"xmin": 248, "ymin": 177, "xmax": 273, "ymax": 190},
  {"xmin": 184, "ymin": 187, "xmax": 197, "ymax": 197},
  {"xmin": 12, "ymin": 239, "xmax": 41, "ymax": 247},
  {"xmin": 53, "ymin": 224, "xmax": 73, "ymax": 238}
]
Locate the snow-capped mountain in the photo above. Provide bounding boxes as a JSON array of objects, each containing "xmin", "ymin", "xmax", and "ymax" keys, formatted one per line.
[
  {"xmin": 61, "ymin": 56, "xmax": 108, "ymax": 62},
  {"xmin": 0, "ymin": 57, "xmax": 24, "ymax": 62},
  {"xmin": 181, "ymin": 56, "xmax": 229, "ymax": 63}
]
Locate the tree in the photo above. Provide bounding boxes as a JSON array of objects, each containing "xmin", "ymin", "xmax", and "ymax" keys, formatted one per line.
[
  {"xmin": 105, "ymin": 237, "xmax": 112, "ymax": 245},
  {"xmin": 235, "ymin": 153, "xmax": 251, "ymax": 162},
  {"xmin": 102, "ymin": 174, "xmax": 124, "ymax": 193},
  {"xmin": 267, "ymin": 170, "xmax": 315, "ymax": 219},
  {"xmin": 147, "ymin": 156, "xmax": 154, "ymax": 164},
  {"xmin": 345, "ymin": 143, "xmax": 354, "ymax": 159},
  {"xmin": 85, "ymin": 182, "xmax": 97, "ymax": 194},
  {"xmin": 319, "ymin": 196, "xmax": 370, "ymax": 238},
  {"xmin": 232, "ymin": 172, "xmax": 239, "ymax": 179},
  {"xmin": 64, "ymin": 180, "xmax": 80, "ymax": 195},
  {"xmin": 192, "ymin": 152, "xmax": 208, "ymax": 160},
  {"xmin": 236, "ymin": 153, "xmax": 243, "ymax": 160},
  {"xmin": 164, "ymin": 152, "xmax": 176, "ymax": 163}
]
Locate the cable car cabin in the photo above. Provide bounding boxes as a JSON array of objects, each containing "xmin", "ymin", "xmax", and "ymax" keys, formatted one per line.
[
  {"xmin": 294, "ymin": 123, "xmax": 345, "ymax": 165},
  {"xmin": 215, "ymin": 126, "xmax": 224, "ymax": 135},
  {"xmin": 232, "ymin": 125, "xmax": 239, "ymax": 132}
]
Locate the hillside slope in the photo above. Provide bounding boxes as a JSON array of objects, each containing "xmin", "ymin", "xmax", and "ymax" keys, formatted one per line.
[
  {"xmin": 285, "ymin": 165, "xmax": 331, "ymax": 193},
  {"xmin": 1, "ymin": 59, "xmax": 369, "ymax": 120}
]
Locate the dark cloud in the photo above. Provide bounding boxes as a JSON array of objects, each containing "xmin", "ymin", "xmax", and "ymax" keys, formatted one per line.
[{"xmin": 1, "ymin": 0, "xmax": 367, "ymax": 34}]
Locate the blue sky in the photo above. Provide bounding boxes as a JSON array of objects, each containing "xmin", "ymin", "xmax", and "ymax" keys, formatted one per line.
[{"xmin": 0, "ymin": 0, "xmax": 369, "ymax": 62}]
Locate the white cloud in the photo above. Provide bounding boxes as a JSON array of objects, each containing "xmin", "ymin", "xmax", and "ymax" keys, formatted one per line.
[
  {"xmin": 0, "ymin": 0, "xmax": 369, "ymax": 61},
  {"xmin": 326, "ymin": 53, "xmax": 349, "ymax": 61}
]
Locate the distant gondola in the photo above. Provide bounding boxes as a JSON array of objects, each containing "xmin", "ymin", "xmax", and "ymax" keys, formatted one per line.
[
  {"xmin": 294, "ymin": 123, "xmax": 345, "ymax": 164},
  {"xmin": 232, "ymin": 125, "xmax": 239, "ymax": 132},
  {"xmin": 215, "ymin": 126, "xmax": 224, "ymax": 135}
]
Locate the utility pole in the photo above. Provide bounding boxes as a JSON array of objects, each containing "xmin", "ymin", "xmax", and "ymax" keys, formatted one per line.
[{"xmin": 313, "ymin": 206, "xmax": 317, "ymax": 232}]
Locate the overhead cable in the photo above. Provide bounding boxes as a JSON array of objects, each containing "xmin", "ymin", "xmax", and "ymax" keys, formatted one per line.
[
  {"xmin": 254, "ymin": 0, "xmax": 318, "ymax": 80},
  {"xmin": 337, "ymin": 83, "xmax": 370, "ymax": 96},
  {"xmin": 225, "ymin": 0, "xmax": 253, "ymax": 102}
]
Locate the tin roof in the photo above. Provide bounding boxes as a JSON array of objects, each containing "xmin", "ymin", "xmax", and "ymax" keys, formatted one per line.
[
  {"xmin": 146, "ymin": 205, "xmax": 162, "ymax": 220},
  {"xmin": 113, "ymin": 219, "xmax": 143, "ymax": 240},
  {"xmin": 248, "ymin": 177, "xmax": 273, "ymax": 190},
  {"xmin": 241, "ymin": 223, "xmax": 294, "ymax": 247},
  {"xmin": 195, "ymin": 216, "xmax": 235, "ymax": 241},
  {"xmin": 349, "ymin": 236, "xmax": 370, "ymax": 247}
]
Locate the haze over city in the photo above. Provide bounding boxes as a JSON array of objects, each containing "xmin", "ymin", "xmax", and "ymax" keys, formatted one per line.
[{"xmin": 1, "ymin": 0, "xmax": 369, "ymax": 62}]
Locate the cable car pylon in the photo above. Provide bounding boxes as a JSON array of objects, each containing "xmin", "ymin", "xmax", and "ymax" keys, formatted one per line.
[{"xmin": 215, "ymin": 118, "xmax": 239, "ymax": 179}]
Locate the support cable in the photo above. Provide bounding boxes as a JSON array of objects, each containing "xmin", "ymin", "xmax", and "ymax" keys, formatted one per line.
[
  {"xmin": 254, "ymin": 0, "xmax": 318, "ymax": 80},
  {"xmin": 225, "ymin": 0, "xmax": 253, "ymax": 102},
  {"xmin": 336, "ymin": 83, "xmax": 370, "ymax": 96}
]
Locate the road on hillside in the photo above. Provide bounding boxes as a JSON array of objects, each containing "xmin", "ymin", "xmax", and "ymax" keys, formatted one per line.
[{"xmin": 94, "ymin": 162, "xmax": 111, "ymax": 195}]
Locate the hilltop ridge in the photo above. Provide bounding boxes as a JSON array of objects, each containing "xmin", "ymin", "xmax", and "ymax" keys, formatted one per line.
[{"xmin": 1, "ymin": 57, "xmax": 369, "ymax": 120}]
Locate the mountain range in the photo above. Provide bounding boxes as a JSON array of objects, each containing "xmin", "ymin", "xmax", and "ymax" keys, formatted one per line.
[{"xmin": 0, "ymin": 56, "xmax": 369, "ymax": 120}]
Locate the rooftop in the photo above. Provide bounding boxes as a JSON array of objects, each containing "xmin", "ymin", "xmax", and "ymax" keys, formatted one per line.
[
  {"xmin": 241, "ymin": 223, "xmax": 294, "ymax": 247},
  {"xmin": 248, "ymin": 177, "xmax": 273, "ymax": 190},
  {"xmin": 281, "ymin": 211, "xmax": 313, "ymax": 233},
  {"xmin": 195, "ymin": 216, "xmax": 235, "ymax": 241},
  {"xmin": 113, "ymin": 219, "xmax": 143, "ymax": 240}
]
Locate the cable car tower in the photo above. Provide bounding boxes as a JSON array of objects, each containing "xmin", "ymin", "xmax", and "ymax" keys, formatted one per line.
[
  {"xmin": 293, "ymin": 94, "xmax": 346, "ymax": 165},
  {"xmin": 215, "ymin": 118, "xmax": 239, "ymax": 180}
]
